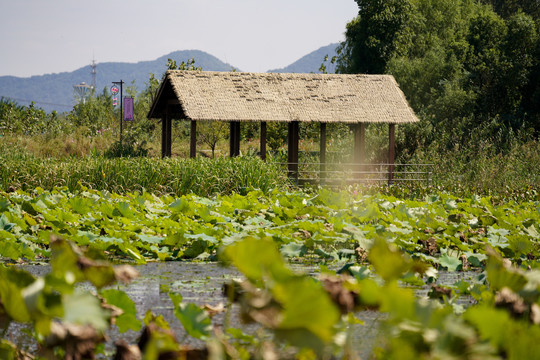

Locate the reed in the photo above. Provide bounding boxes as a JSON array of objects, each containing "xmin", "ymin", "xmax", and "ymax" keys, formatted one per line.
[{"xmin": 0, "ymin": 152, "xmax": 289, "ymax": 197}]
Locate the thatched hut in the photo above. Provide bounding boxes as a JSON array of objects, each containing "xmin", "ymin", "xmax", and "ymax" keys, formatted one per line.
[{"xmin": 147, "ymin": 70, "xmax": 419, "ymax": 180}]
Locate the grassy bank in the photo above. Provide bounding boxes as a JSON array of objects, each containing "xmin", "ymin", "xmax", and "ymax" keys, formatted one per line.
[
  {"xmin": 409, "ymin": 139, "xmax": 539, "ymax": 198},
  {"xmin": 0, "ymin": 152, "xmax": 289, "ymax": 197},
  {"xmin": 1, "ymin": 134, "xmax": 537, "ymax": 200}
]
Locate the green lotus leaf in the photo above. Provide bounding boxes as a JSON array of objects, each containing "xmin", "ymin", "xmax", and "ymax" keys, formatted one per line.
[
  {"xmin": 101, "ymin": 289, "xmax": 141, "ymax": 333},
  {"xmin": 368, "ymin": 238, "xmax": 410, "ymax": 282},
  {"xmin": 281, "ymin": 242, "xmax": 307, "ymax": 258},
  {"xmin": 62, "ymin": 291, "xmax": 111, "ymax": 331},
  {"xmin": 272, "ymin": 276, "xmax": 340, "ymax": 344},
  {"xmin": 0, "ymin": 214, "xmax": 15, "ymax": 232},
  {"xmin": 439, "ymin": 253, "xmax": 462, "ymax": 271},
  {"xmin": 170, "ymin": 293, "xmax": 212, "ymax": 340}
]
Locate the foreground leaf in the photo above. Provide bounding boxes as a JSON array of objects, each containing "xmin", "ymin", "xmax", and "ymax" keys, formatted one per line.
[{"xmin": 169, "ymin": 293, "xmax": 212, "ymax": 340}]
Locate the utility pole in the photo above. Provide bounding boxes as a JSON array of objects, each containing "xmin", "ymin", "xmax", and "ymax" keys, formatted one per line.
[{"xmin": 112, "ymin": 80, "xmax": 124, "ymax": 143}]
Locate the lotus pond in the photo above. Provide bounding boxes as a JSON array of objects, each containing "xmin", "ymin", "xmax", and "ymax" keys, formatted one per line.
[{"xmin": 0, "ymin": 187, "xmax": 539, "ymax": 359}]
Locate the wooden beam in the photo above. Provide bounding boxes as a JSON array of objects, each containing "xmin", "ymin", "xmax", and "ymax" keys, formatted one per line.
[
  {"xmin": 388, "ymin": 124, "xmax": 395, "ymax": 184},
  {"xmin": 288, "ymin": 121, "xmax": 299, "ymax": 182},
  {"xmin": 320, "ymin": 122, "xmax": 327, "ymax": 182},
  {"xmin": 190, "ymin": 120, "xmax": 197, "ymax": 158},
  {"xmin": 260, "ymin": 122, "xmax": 267, "ymax": 161}
]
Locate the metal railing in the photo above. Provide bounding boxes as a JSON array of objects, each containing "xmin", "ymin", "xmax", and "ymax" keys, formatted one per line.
[{"xmin": 277, "ymin": 162, "xmax": 433, "ymax": 186}]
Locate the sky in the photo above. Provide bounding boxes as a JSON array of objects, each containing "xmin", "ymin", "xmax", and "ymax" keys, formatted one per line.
[{"xmin": 0, "ymin": 0, "xmax": 359, "ymax": 78}]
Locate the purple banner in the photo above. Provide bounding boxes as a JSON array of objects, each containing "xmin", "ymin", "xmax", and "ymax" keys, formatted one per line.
[{"xmin": 124, "ymin": 97, "xmax": 134, "ymax": 121}]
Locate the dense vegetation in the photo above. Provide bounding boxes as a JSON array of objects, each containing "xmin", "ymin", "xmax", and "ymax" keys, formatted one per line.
[
  {"xmin": 1, "ymin": 93, "xmax": 537, "ymax": 196},
  {"xmin": 1, "ymin": 187, "xmax": 538, "ymax": 266},
  {"xmin": 336, "ymin": 0, "xmax": 539, "ymax": 160},
  {"xmin": 0, "ymin": 188, "xmax": 539, "ymax": 358},
  {"xmin": 0, "ymin": 148, "xmax": 286, "ymax": 197}
]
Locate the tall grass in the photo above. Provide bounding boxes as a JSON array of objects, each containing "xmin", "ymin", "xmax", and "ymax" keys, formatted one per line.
[
  {"xmin": 0, "ymin": 151, "xmax": 289, "ymax": 197},
  {"xmin": 405, "ymin": 139, "xmax": 540, "ymax": 199},
  {"xmin": 1, "ymin": 134, "xmax": 537, "ymax": 199}
]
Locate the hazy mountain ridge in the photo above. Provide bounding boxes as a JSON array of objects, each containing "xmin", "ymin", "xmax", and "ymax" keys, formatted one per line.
[
  {"xmin": 268, "ymin": 43, "xmax": 339, "ymax": 74},
  {"xmin": 0, "ymin": 45, "xmax": 339, "ymax": 112}
]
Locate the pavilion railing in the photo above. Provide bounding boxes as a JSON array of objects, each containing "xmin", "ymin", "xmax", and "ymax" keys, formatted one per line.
[{"xmin": 277, "ymin": 162, "xmax": 433, "ymax": 186}]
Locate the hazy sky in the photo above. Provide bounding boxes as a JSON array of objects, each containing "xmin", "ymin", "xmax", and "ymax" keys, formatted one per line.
[{"xmin": 0, "ymin": 0, "xmax": 358, "ymax": 78}]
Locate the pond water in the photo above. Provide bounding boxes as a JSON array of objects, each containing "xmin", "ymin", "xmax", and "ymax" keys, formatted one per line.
[{"xmin": 7, "ymin": 262, "xmax": 479, "ymax": 358}]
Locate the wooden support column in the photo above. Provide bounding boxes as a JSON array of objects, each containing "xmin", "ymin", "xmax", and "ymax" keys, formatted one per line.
[
  {"xmin": 288, "ymin": 121, "xmax": 299, "ymax": 182},
  {"xmin": 319, "ymin": 122, "xmax": 327, "ymax": 182},
  {"xmin": 230, "ymin": 121, "xmax": 240, "ymax": 157},
  {"xmin": 260, "ymin": 121, "xmax": 267, "ymax": 161},
  {"xmin": 354, "ymin": 123, "xmax": 365, "ymax": 179},
  {"xmin": 161, "ymin": 106, "xmax": 172, "ymax": 158},
  {"xmin": 161, "ymin": 114, "xmax": 167, "ymax": 158},
  {"xmin": 190, "ymin": 120, "xmax": 197, "ymax": 158},
  {"xmin": 165, "ymin": 107, "xmax": 172, "ymax": 157},
  {"xmin": 388, "ymin": 124, "xmax": 395, "ymax": 184},
  {"xmin": 235, "ymin": 122, "xmax": 241, "ymax": 155},
  {"xmin": 229, "ymin": 122, "xmax": 235, "ymax": 157}
]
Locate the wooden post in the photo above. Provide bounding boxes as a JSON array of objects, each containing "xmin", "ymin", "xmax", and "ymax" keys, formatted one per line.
[
  {"xmin": 354, "ymin": 123, "xmax": 365, "ymax": 179},
  {"xmin": 230, "ymin": 121, "xmax": 240, "ymax": 157},
  {"xmin": 165, "ymin": 107, "xmax": 172, "ymax": 157},
  {"xmin": 161, "ymin": 106, "xmax": 172, "ymax": 158},
  {"xmin": 260, "ymin": 121, "xmax": 267, "ymax": 161},
  {"xmin": 161, "ymin": 115, "xmax": 167, "ymax": 158},
  {"xmin": 235, "ymin": 122, "xmax": 241, "ymax": 156},
  {"xmin": 190, "ymin": 120, "xmax": 197, "ymax": 158},
  {"xmin": 388, "ymin": 124, "xmax": 395, "ymax": 184},
  {"xmin": 320, "ymin": 122, "xmax": 327, "ymax": 182},
  {"xmin": 229, "ymin": 122, "xmax": 235, "ymax": 157},
  {"xmin": 288, "ymin": 121, "xmax": 299, "ymax": 182}
]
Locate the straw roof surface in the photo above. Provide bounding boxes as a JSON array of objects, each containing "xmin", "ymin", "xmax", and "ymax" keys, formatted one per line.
[{"xmin": 148, "ymin": 70, "xmax": 418, "ymax": 124}]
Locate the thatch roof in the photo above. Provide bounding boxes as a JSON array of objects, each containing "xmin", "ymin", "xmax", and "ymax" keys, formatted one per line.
[{"xmin": 148, "ymin": 70, "xmax": 418, "ymax": 124}]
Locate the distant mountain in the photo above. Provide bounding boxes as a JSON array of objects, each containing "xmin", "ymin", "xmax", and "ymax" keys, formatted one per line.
[
  {"xmin": 0, "ymin": 45, "xmax": 342, "ymax": 113},
  {"xmin": 0, "ymin": 50, "xmax": 237, "ymax": 113},
  {"xmin": 267, "ymin": 43, "xmax": 339, "ymax": 74}
]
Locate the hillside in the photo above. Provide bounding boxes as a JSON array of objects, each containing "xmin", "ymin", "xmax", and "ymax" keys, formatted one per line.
[
  {"xmin": 0, "ymin": 50, "xmax": 237, "ymax": 113},
  {"xmin": 268, "ymin": 43, "xmax": 339, "ymax": 74},
  {"xmin": 0, "ymin": 45, "xmax": 340, "ymax": 113}
]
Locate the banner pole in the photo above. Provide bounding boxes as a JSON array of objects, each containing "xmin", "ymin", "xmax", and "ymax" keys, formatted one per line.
[{"xmin": 120, "ymin": 80, "xmax": 123, "ymax": 144}]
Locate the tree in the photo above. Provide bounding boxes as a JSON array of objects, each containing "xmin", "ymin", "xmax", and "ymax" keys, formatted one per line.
[
  {"xmin": 336, "ymin": 0, "xmax": 414, "ymax": 74},
  {"xmin": 336, "ymin": 0, "xmax": 540, "ymax": 153},
  {"xmin": 198, "ymin": 121, "xmax": 229, "ymax": 158},
  {"xmin": 68, "ymin": 88, "xmax": 115, "ymax": 135},
  {"xmin": 0, "ymin": 98, "xmax": 60, "ymax": 136},
  {"xmin": 480, "ymin": 0, "xmax": 540, "ymax": 18},
  {"xmin": 166, "ymin": 58, "xmax": 201, "ymax": 72}
]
